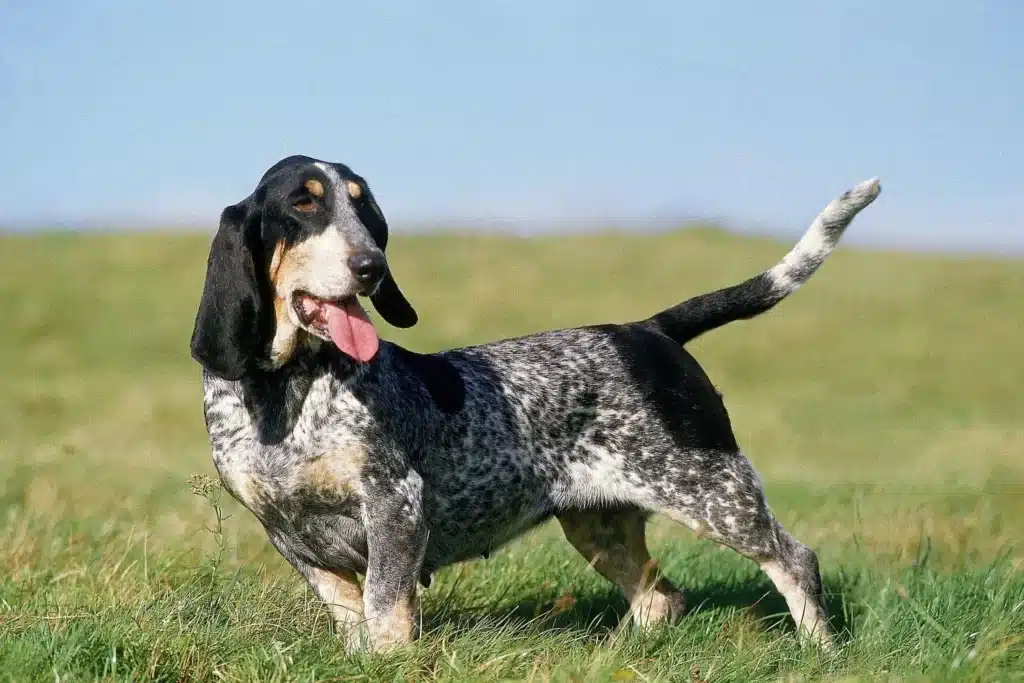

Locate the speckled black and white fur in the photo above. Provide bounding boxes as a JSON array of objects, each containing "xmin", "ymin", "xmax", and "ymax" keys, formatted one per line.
[{"xmin": 190, "ymin": 155, "xmax": 881, "ymax": 652}]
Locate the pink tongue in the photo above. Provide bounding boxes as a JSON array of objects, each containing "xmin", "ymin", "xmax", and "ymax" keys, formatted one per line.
[{"xmin": 324, "ymin": 299, "xmax": 380, "ymax": 363}]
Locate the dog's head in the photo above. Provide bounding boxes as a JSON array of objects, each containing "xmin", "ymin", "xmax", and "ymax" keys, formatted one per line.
[{"xmin": 190, "ymin": 155, "xmax": 417, "ymax": 380}]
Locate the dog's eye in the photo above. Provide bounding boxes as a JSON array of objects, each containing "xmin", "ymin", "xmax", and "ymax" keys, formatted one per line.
[{"xmin": 293, "ymin": 198, "xmax": 317, "ymax": 214}]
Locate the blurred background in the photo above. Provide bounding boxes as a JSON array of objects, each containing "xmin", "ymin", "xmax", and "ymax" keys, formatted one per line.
[
  {"xmin": 2, "ymin": 1, "xmax": 1022, "ymax": 250},
  {"xmin": 1, "ymin": 2, "xmax": 1022, "ymax": 680}
]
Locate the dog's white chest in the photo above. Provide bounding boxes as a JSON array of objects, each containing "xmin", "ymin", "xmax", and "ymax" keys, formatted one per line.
[
  {"xmin": 214, "ymin": 446, "xmax": 366, "ymax": 518},
  {"xmin": 203, "ymin": 373, "xmax": 369, "ymax": 523}
]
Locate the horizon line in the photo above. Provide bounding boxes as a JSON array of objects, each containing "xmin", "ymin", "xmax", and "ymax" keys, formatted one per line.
[{"xmin": 2, "ymin": 215, "xmax": 1022, "ymax": 258}]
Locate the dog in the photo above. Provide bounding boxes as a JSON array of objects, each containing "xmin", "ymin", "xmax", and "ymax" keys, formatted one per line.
[{"xmin": 190, "ymin": 154, "xmax": 880, "ymax": 652}]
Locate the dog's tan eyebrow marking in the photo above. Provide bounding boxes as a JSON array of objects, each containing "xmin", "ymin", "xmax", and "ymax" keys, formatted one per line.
[
  {"xmin": 345, "ymin": 180, "xmax": 362, "ymax": 199},
  {"xmin": 304, "ymin": 179, "xmax": 325, "ymax": 198}
]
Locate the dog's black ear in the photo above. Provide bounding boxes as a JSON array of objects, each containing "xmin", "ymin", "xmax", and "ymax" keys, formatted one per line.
[
  {"xmin": 371, "ymin": 270, "xmax": 418, "ymax": 328},
  {"xmin": 190, "ymin": 200, "xmax": 265, "ymax": 379},
  {"xmin": 360, "ymin": 194, "xmax": 418, "ymax": 329}
]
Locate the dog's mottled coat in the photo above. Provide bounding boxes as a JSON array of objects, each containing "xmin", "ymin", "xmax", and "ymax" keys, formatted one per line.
[{"xmin": 191, "ymin": 155, "xmax": 881, "ymax": 651}]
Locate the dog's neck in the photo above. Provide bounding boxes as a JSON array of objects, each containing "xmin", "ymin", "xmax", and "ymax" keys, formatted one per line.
[
  {"xmin": 224, "ymin": 342, "xmax": 378, "ymax": 445},
  {"xmin": 204, "ymin": 339, "xmax": 461, "ymax": 458}
]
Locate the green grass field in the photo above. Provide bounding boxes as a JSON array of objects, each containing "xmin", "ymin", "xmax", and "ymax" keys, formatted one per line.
[{"xmin": 1, "ymin": 228, "xmax": 1022, "ymax": 682}]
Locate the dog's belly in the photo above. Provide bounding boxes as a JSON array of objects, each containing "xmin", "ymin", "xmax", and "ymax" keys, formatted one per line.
[
  {"xmin": 422, "ymin": 507, "xmax": 556, "ymax": 574},
  {"xmin": 419, "ymin": 459, "xmax": 557, "ymax": 573}
]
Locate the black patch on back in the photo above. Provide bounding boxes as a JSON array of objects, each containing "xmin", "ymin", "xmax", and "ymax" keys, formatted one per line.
[
  {"xmin": 601, "ymin": 323, "xmax": 738, "ymax": 453},
  {"xmin": 391, "ymin": 347, "xmax": 466, "ymax": 415}
]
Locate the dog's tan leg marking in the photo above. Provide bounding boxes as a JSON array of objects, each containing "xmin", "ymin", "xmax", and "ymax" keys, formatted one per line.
[
  {"xmin": 558, "ymin": 507, "xmax": 686, "ymax": 630},
  {"xmin": 364, "ymin": 584, "xmax": 419, "ymax": 651},
  {"xmin": 307, "ymin": 567, "xmax": 366, "ymax": 644}
]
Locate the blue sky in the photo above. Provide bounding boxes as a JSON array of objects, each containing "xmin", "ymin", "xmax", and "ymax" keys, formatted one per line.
[{"xmin": 1, "ymin": 1, "xmax": 1021, "ymax": 251}]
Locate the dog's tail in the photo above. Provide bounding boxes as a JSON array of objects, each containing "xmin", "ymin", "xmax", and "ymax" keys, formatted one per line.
[{"xmin": 646, "ymin": 178, "xmax": 881, "ymax": 345}]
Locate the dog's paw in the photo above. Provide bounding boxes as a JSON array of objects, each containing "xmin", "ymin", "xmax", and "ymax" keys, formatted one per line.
[
  {"xmin": 624, "ymin": 585, "xmax": 688, "ymax": 631},
  {"xmin": 662, "ymin": 588, "xmax": 688, "ymax": 624},
  {"xmin": 342, "ymin": 613, "xmax": 418, "ymax": 654}
]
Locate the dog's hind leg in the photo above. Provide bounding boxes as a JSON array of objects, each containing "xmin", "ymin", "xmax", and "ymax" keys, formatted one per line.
[
  {"xmin": 655, "ymin": 450, "xmax": 832, "ymax": 647},
  {"xmin": 557, "ymin": 505, "xmax": 687, "ymax": 630},
  {"xmin": 755, "ymin": 530, "xmax": 832, "ymax": 648}
]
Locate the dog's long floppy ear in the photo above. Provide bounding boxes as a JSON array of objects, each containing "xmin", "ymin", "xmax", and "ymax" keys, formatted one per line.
[
  {"xmin": 362, "ymin": 196, "xmax": 418, "ymax": 328},
  {"xmin": 190, "ymin": 199, "xmax": 266, "ymax": 379},
  {"xmin": 371, "ymin": 270, "xmax": 418, "ymax": 328}
]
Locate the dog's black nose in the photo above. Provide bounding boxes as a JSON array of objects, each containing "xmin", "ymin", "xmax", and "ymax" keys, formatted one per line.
[{"xmin": 348, "ymin": 251, "xmax": 387, "ymax": 286}]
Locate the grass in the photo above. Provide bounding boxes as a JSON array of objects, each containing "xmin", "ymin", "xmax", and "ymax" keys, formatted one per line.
[{"xmin": 1, "ymin": 227, "xmax": 1022, "ymax": 682}]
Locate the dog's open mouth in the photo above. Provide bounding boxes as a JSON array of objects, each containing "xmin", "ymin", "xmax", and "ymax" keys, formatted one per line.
[{"xmin": 292, "ymin": 292, "xmax": 380, "ymax": 363}]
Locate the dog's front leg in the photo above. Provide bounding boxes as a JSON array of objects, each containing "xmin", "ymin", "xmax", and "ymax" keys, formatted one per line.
[{"xmin": 361, "ymin": 469, "xmax": 428, "ymax": 652}]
